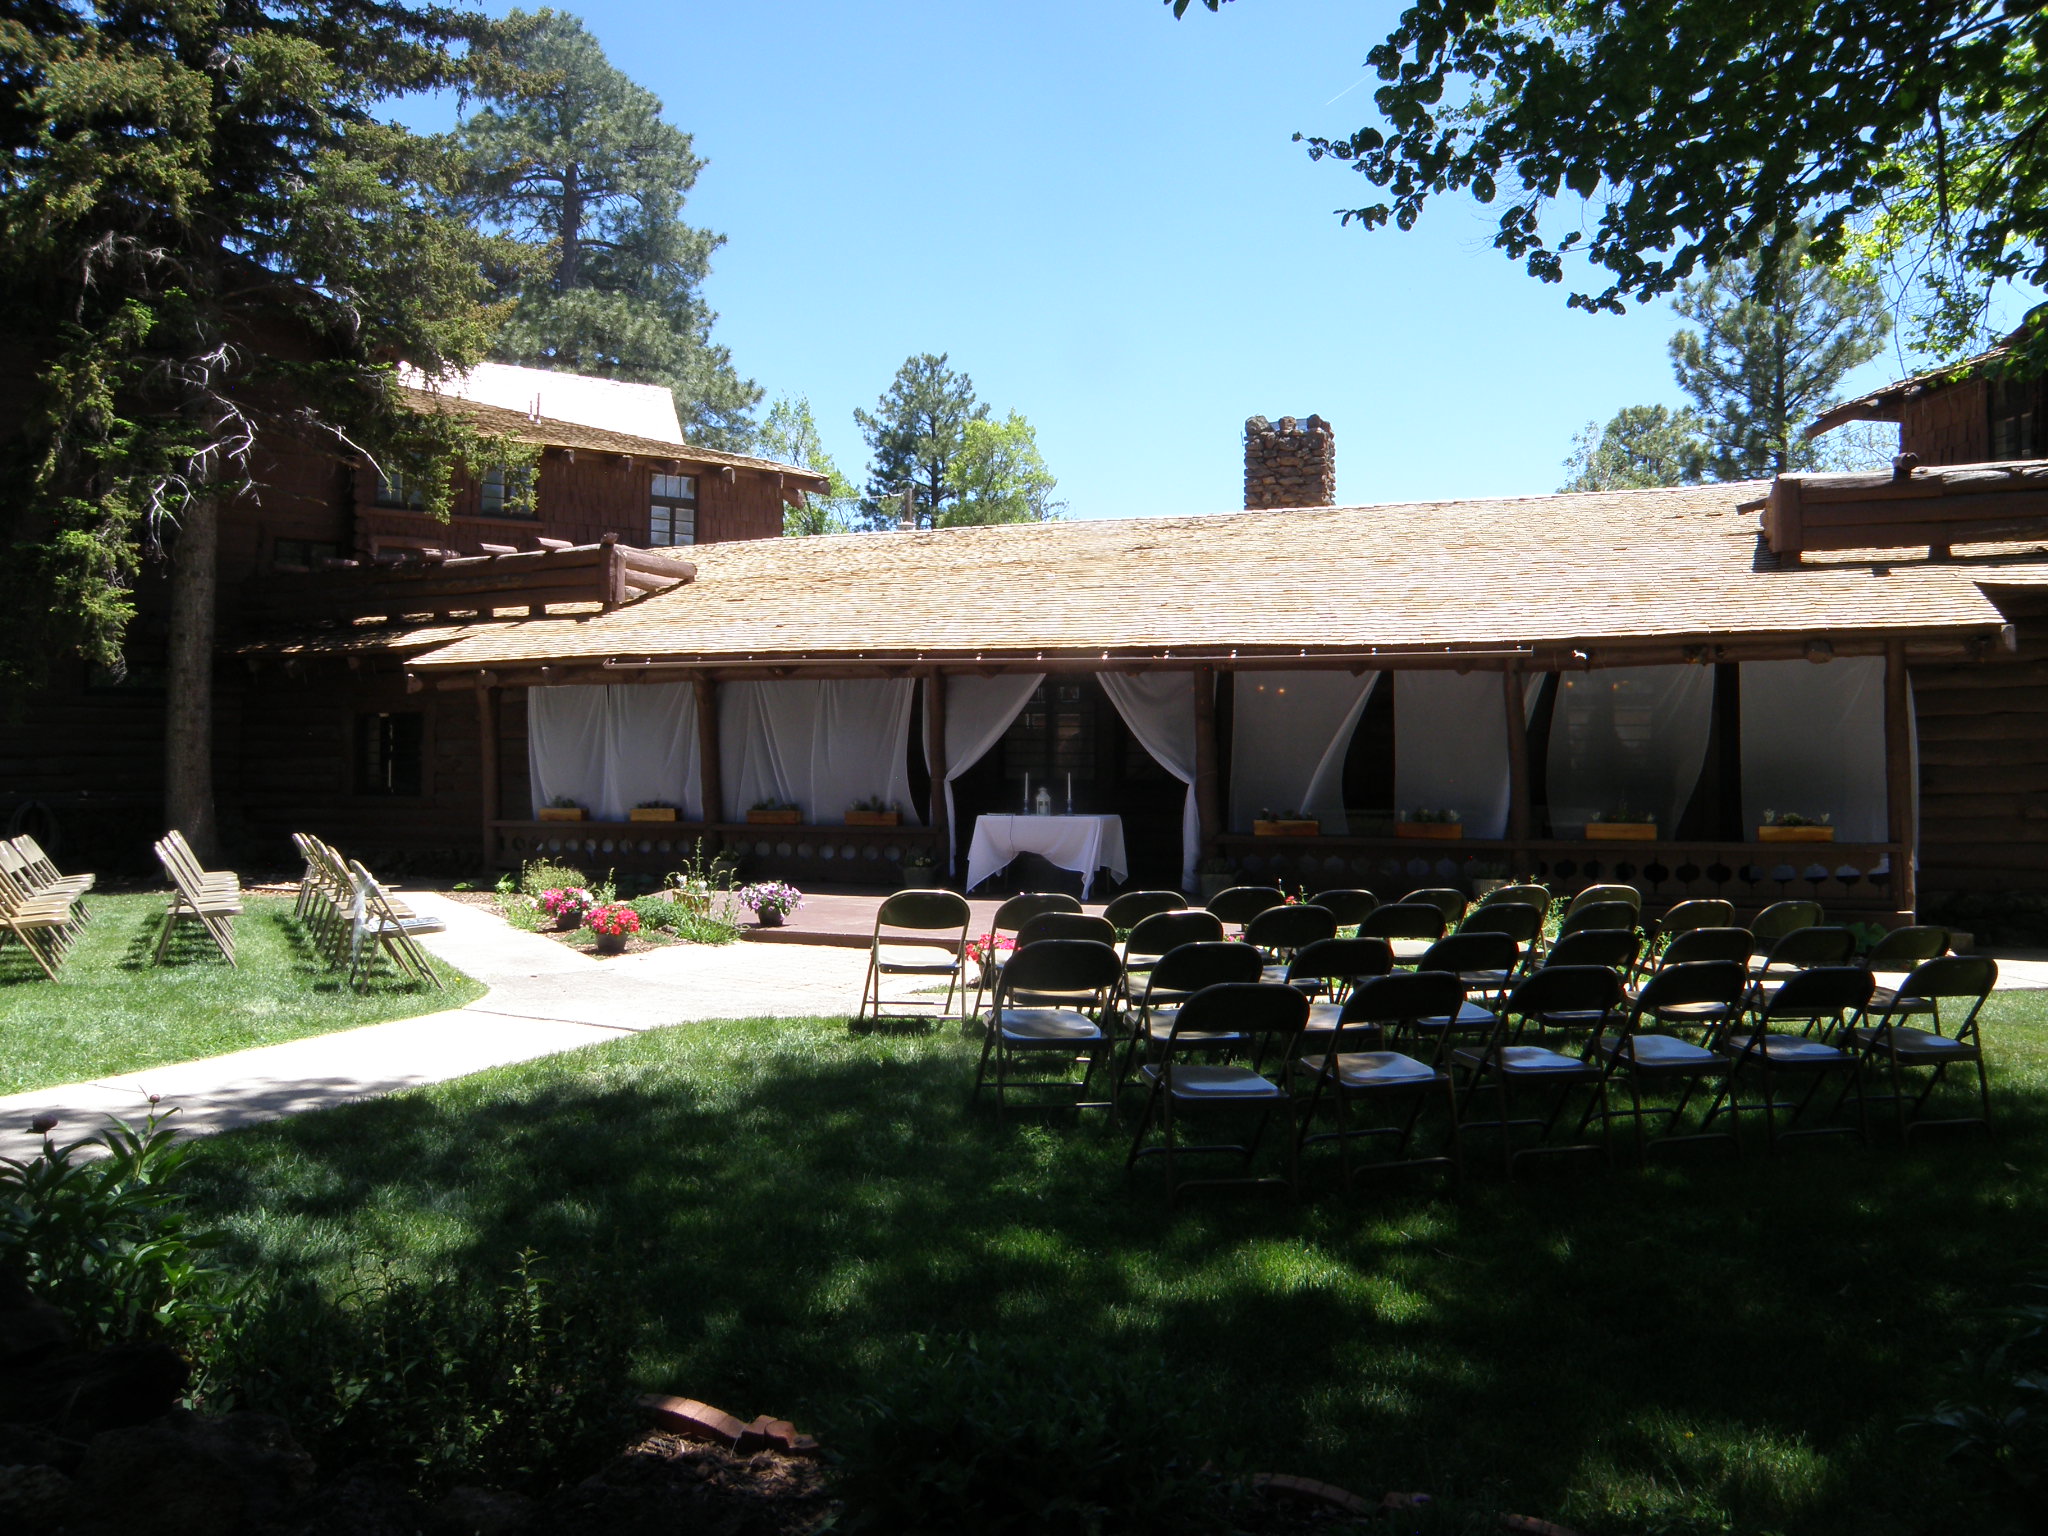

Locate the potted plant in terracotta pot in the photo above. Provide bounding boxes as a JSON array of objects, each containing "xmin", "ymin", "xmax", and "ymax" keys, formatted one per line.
[
  {"xmin": 584, "ymin": 901, "xmax": 640, "ymax": 955},
  {"xmin": 538, "ymin": 886, "xmax": 594, "ymax": 931},
  {"xmin": 1396, "ymin": 808, "xmax": 1463, "ymax": 841},
  {"xmin": 1758, "ymin": 809, "xmax": 1835, "ymax": 842},
  {"xmin": 538, "ymin": 795, "xmax": 585, "ymax": 823},
  {"xmin": 846, "ymin": 795, "xmax": 902, "ymax": 827},
  {"xmin": 737, "ymin": 881, "xmax": 804, "ymax": 927},
  {"xmin": 1586, "ymin": 808, "xmax": 1658, "ymax": 841}
]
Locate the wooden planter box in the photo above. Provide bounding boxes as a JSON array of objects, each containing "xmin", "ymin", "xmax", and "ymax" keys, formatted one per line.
[
  {"xmin": 1253, "ymin": 819, "xmax": 1321, "ymax": 837},
  {"xmin": 630, "ymin": 807, "xmax": 679, "ymax": 823},
  {"xmin": 537, "ymin": 806, "xmax": 585, "ymax": 823},
  {"xmin": 1757, "ymin": 824, "xmax": 1834, "ymax": 842},
  {"xmin": 747, "ymin": 808, "xmax": 802, "ymax": 826},
  {"xmin": 845, "ymin": 811, "xmax": 901, "ymax": 827},
  {"xmin": 1585, "ymin": 822, "xmax": 1657, "ymax": 841},
  {"xmin": 1396, "ymin": 822, "xmax": 1463, "ymax": 841}
]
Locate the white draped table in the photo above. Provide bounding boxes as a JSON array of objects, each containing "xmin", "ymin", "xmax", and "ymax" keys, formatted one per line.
[{"xmin": 965, "ymin": 814, "xmax": 1128, "ymax": 900}]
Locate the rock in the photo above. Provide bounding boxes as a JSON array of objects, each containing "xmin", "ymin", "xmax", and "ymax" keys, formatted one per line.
[
  {"xmin": 0, "ymin": 1420, "xmax": 88, "ymax": 1474},
  {"xmin": 282, "ymin": 1466, "xmax": 432, "ymax": 1536},
  {"xmin": 0, "ymin": 1461, "xmax": 73, "ymax": 1524},
  {"xmin": 0, "ymin": 1339, "xmax": 191, "ymax": 1437},
  {"xmin": 68, "ymin": 1410, "xmax": 316, "ymax": 1536},
  {"xmin": 431, "ymin": 1484, "xmax": 537, "ymax": 1536}
]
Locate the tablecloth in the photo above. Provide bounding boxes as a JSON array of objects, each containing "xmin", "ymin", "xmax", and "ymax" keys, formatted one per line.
[{"xmin": 965, "ymin": 814, "xmax": 1128, "ymax": 900}]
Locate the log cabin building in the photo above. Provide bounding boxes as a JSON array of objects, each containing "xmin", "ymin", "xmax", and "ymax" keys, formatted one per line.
[{"xmin": 9, "ymin": 359, "xmax": 2048, "ymax": 921}]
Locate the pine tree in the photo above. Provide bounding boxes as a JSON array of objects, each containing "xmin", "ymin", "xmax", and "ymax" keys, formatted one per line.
[
  {"xmin": 458, "ymin": 10, "xmax": 759, "ymax": 448},
  {"xmin": 853, "ymin": 354, "xmax": 988, "ymax": 529},
  {"xmin": 0, "ymin": 0, "xmax": 512, "ymax": 858}
]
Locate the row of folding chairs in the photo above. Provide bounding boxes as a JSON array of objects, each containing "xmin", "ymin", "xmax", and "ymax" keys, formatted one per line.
[
  {"xmin": 965, "ymin": 931, "xmax": 1998, "ymax": 1203},
  {"xmin": 0, "ymin": 834, "xmax": 93, "ymax": 980},
  {"xmin": 292, "ymin": 832, "xmax": 445, "ymax": 989},
  {"xmin": 153, "ymin": 830, "xmax": 244, "ymax": 966}
]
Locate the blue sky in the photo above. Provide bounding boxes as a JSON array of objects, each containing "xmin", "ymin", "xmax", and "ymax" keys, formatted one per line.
[{"xmin": 443, "ymin": 0, "xmax": 2015, "ymax": 518}]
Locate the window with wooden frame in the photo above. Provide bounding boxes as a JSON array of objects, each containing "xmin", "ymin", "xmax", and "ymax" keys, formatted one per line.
[
  {"xmin": 479, "ymin": 464, "xmax": 536, "ymax": 518},
  {"xmin": 373, "ymin": 469, "xmax": 426, "ymax": 510},
  {"xmin": 272, "ymin": 537, "xmax": 341, "ymax": 570},
  {"xmin": 356, "ymin": 712, "xmax": 425, "ymax": 797},
  {"xmin": 649, "ymin": 472, "xmax": 697, "ymax": 546},
  {"xmin": 1990, "ymin": 377, "xmax": 2042, "ymax": 461}
]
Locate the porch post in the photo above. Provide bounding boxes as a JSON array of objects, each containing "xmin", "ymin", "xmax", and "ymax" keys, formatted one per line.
[
  {"xmin": 925, "ymin": 670, "xmax": 949, "ymax": 852},
  {"xmin": 1883, "ymin": 638, "xmax": 1918, "ymax": 917},
  {"xmin": 1503, "ymin": 665, "xmax": 1531, "ymax": 851},
  {"xmin": 694, "ymin": 676, "xmax": 723, "ymax": 823},
  {"xmin": 476, "ymin": 681, "xmax": 501, "ymax": 870},
  {"xmin": 1191, "ymin": 665, "xmax": 1222, "ymax": 872}
]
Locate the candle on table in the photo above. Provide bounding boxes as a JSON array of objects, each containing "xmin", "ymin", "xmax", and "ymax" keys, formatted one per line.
[{"xmin": 1022, "ymin": 771, "xmax": 1029, "ymax": 810}]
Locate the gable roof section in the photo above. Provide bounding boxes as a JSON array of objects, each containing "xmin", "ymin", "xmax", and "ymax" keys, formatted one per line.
[
  {"xmin": 398, "ymin": 361, "xmax": 685, "ymax": 443},
  {"xmin": 403, "ymin": 482, "xmax": 2015, "ymax": 673}
]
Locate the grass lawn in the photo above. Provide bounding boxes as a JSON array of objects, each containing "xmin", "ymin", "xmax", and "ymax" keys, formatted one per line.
[
  {"xmin": 187, "ymin": 991, "xmax": 2048, "ymax": 1534},
  {"xmin": 0, "ymin": 892, "xmax": 485, "ymax": 1094}
]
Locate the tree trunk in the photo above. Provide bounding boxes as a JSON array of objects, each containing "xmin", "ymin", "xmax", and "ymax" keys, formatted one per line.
[{"xmin": 163, "ymin": 494, "xmax": 219, "ymax": 862}]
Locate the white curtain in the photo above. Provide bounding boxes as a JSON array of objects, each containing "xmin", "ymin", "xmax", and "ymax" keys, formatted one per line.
[
  {"xmin": 932, "ymin": 672, "xmax": 1044, "ymax": 862},
  {"xmin": 1739, "ymin": 657, "xmax": 1888, "ymax": 842},
  {"xmin": 719, "ymin": 678, "xmax": 915, "ymax": 822},
  {"xmin": 1229, "ymin": 671, "xmax": 1379, "ymax": 833},
  {"xmin": 527, "ymin": 683, "xmax": 698, "ymax": 819},
  {"xmin": 1393, "ymin": 671, "xmax": 1536, "ymax": 838},
  {"xmin": 1100, "ymin": 670, "xmax": 1201, "ymax": 889},
  {"xmin": 1546, "ymin": 665, "xmax": 1715, "ymax": 834}
]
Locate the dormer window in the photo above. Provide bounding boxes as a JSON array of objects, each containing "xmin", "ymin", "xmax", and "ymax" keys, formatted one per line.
[{"xmin": 650, "ymin": 472, "xmax": 696, "ymax": 546}]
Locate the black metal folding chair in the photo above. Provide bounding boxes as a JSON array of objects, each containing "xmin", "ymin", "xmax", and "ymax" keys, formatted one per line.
[
  {"xmin": 1359, "ymin": 901, "xmax": 1447, "ymax": 966},
  {"xmin": 1709, "ymin": 965, "xmax": 1873, "ymax": 1152},
  {"xmin": 1291, "ymin": 970, "xmax": 1462, "ymax": 1187},
  {"xmin": 971, "ymin": 938, "xmax": 1125, "ymax": 1118},
  {"xmin": 1584, "ymin": 958, "xmax": 1749, "ymax": 1164},
  {"xmin": 1847, "ymin": 955, "xmax": 1998, "ymax": 1143},
  {"xmin": 1309, "ymin": 888, "xmax": 1379, "ymax": 928},
  {"xmin": 1116, "ymin": 939, "xmax": 1267, "ymax": 1092},
  {"xmin": 858, "ymin": 889, "xmax": 972, "ymax": 1028},
  {"xmin": 1453, "ymin": 965, "xmax": 1620, "ymax": 1174},
  {"xmin": 1245, "ymin": 903, "xmax": 1338, "ymax": 981}
]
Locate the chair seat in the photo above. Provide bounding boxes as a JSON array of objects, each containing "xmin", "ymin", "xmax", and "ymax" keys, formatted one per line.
[
  {"xmin": 1724, "ymin": 1033, "xmax": 1852, "ymax": 1066},
  {"xmin": 877, "ymin": 943, "xmax": 961, "ymax": 974},
  {"xmin": 1411, "ymin": 1001, "xmax": 1501, "ymax": 1032},
  {"xmin": 1140, "ymin": 1062, "xmax": 1286, "ymax": 1100},
  {"xmin": 1135, "ymin": 1007, "xmax": 1244, "ymax": 1046},
  {"xmin": 369, "ymin": 915, "xmax": 446, "ymax": 937},
  {"xmin": 1304, "ymin": 1001, "xmax": 1372, "ymax": 1035},
  {"xmin": 1300, "ymin": 1050, "xmax": 1437, "ymax": 1088},
  {"xmin": 1456, "ymin": 968, "xmax": 1512, "ymax": 992},
  {"xmin": 1598, "ymin": 1033, "xmax": 1723, "ymax": 1067},
  {"xmin": 1864, "ymin": 988, "xmax": 1936, "ymax": 1014},
  {"xmin": 997, "ymin": 1007, "xmax": 1104, "ymax": 1044},
  {"xmin": 1454, "ymin": 1044, "xmax": 1594, "ymax": 1077},
  {"xmin": 1644, "ymin": 1001, "xmax": 1739, "ymax": 1026},
  {"xmin": 1849, "ymin": 1025, "xmax": 1978, "ymax": 1061},
  {"xmin": 1388, "ymin": 938, "xmax": 1434, "ymax": 963}
]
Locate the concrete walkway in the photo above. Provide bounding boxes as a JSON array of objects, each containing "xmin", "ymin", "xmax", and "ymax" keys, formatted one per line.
[{"xmin": 0, "ymin": 892, "xmax": 871, "ymax": 1160}]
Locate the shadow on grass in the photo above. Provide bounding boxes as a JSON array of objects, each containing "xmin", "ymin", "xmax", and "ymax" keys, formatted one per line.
[{"xmin": 185, "ymin": 1015, "xmax": 2048, "ymax": 1533}]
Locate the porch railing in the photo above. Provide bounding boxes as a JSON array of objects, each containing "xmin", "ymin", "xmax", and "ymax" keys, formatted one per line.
[{"xmin": 491, "ymin": 818, "xmax": 946, "ymax": 886}]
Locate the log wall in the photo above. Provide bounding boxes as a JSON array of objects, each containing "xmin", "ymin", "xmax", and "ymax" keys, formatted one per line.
[{"xmin": 1899, "ymin": 381, "xmax": 1990, "ymax": 465}]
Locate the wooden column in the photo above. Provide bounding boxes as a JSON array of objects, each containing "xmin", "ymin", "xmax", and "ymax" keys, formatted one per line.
[
  {"xmin": 476, "ymin": 682, "xmax": 501, "ymax": 870},
  {"xmin": 1191, "ymin": 665, "xmax": 1223, "ymax": 875},
  {"xmin": 1502, "ymin": 666, "xmax": 1531, "ymax": 850},
  {"xmin": 694, "ymin": 676, "xmax": 723, "ymax": 823},
  {"xmin": 1883, "ymin": 638, "xmax": 1918, "ymax": 917},
  {"xmin": 925, "ymin": 670, "xmax": 949, "ymax": 852}
]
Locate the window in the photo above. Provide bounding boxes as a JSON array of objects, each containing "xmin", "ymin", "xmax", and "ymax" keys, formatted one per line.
[
  {"xmin": 374, "ymin": 470, "xmax": 425, "ymax": 509},
  {"xmin": 1990, "ymin": 378, "xmax": 2041, "ymax": 461},
  {"xmin": 479, "ymin": 465, "xmax": 536, "ymax": 518},
  {"xmin": 273, "ymin": 538, "xmax": 340, "ymax": 570},
  {"xmin": 650, "ymin": 472, "xmax": 697, "ymax": 546},
  {"xmin": 357, "ymin": 712, "xmax": 424, "ymax": 796}
]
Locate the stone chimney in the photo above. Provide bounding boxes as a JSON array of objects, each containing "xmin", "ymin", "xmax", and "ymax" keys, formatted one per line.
[{"xmin": 1243, "ymin": 415, "xmax": 1336, "ymax": 509}]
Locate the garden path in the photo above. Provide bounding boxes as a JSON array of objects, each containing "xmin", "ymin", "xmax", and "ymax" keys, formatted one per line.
[{"xmin": 0, "ymin": 891, "xmax": 871, "ymax": 1160}]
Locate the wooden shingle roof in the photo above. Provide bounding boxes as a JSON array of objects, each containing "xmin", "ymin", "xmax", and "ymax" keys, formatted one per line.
[{"xmin": 401, "ymin": 482, "xmax": 2021, "ymax": 672}]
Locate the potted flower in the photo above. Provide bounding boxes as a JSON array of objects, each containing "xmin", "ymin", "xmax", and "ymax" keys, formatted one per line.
[
  {"xmin": 899, "ymin": 851, "xmax": 941, "ymax": 889},
  {"xmin": 846, "ymin": 795, "xmax": 902, "ymax": 827},
  {"xmin": 747, "ymin": 796, "xmax": 803, "ymax": 826},
  {"xmin": 1396, "ymin": 808, "xmax": 1463, "ymax": 841},
  {"xmin": 631, "ymin": 799, "xmax": 682, "ymax": 824},
  {"xmin": 584, "ymin": 902, "xmax": 640, "ymax": 955},
  {"xmin": 1468, "ymin": 860, "xmax": 1512, "ymax": 899},
  {"xmin": 1253, "ymin": 807, "xmax": 1321, "ymax": 837},
  {"xmin": 964, "ymin": 933, "xmax": 1016, "ymax": 987},
  {"xmin": 1196, "ymin": 856, "xmax": 1236, "ymax": 902},
  {"xmin": 1586, "ymin": 808, "xmax": 1658, "ymax": 842},
  {"xmin": 737, "ymin": 881, "xmax": 804, "ymax": 927},
  {"xmin": 538, "ymin": 794, "xmax": 585, "ymax": 823},
  {"xmin": 1758, "ymin": 809, "xmax": 1835, "ymax": 843},
  {"xmin": 538, "ymin": 886, "xmax": 595, "ymax": 931}
]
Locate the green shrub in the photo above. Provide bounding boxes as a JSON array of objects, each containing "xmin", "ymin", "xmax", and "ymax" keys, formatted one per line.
[
  {"xmin": 517, "ymin": 858, "xmax": 587, "ymax": 898},
  {"xmin": 200, "ymin": 1252, "xmax": 632, "ymax": 1497},
  {"xmin": 0, "ymin": 1110, "xmax": 234, "ymax": 1350},
  {"xmin": 1923, "ymin": 891, "xmax": 2048, "ymax": 949},
  {"xmin": 833, "ymin": 1336, "xmax": 1239, "ymax": 1535},
  {"xmin": 671, "ymin": 905, "xmax": 741, "ymax": 945}
]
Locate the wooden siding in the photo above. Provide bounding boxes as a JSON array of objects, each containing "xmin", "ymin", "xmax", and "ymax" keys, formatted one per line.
[
  {"xmin": 1900, "ymin": 380, "xmax": 1990, "ymax": 465},
  {"xmin": 1913, "ymin": 593, "xmax": 2048, "ymax": 894}
]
